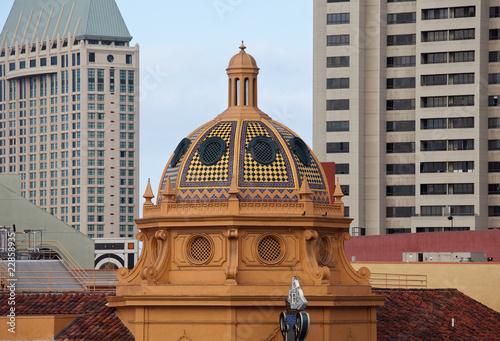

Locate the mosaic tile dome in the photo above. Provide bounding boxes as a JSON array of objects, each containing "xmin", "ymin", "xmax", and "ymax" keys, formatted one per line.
[{"xmin": 157, "ymin": 44, "xmax": 331, "ymax": 204}]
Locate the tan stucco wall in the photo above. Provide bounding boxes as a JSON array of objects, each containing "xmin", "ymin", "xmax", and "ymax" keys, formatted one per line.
[
  {"xmin": 352, "ymin": 262, "xmax": 500, "ymax": 312},
  {"xmin": 0, "ymin": 315, "xmax": 78, "ymax": 341}
]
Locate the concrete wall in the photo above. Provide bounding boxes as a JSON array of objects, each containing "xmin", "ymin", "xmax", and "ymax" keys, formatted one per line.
[
  {"xmin": 0, "ymin": 175, "xmax": 94, "ymax": 269},
  {"xmin": 352, "ymin": 262, "xmax": 500, "ymax": 312}
]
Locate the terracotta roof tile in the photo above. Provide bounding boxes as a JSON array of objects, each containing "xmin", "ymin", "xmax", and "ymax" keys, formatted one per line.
[
  {"xmin": 2, "ymin": 289, "xmax": 499, "ymax": 341},
  {"xmin": 0, "ymin": 292, "xmax": 133, "ymax": 341},
  {"xmin": 374, "ymin": 288, "xmax": 500, "ymax": 341}
]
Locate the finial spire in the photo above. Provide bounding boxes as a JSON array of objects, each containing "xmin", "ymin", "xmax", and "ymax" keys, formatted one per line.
[
  {"xmin": 240, "ymin": 41, "xmax": 246, "ymax": 51},
  {"xmin": 161, "ymin": 176, "xmax": 176, "ymax": 203},
  {"xmin": 333, "ymin": 177, "xmax": 344, "ymax": 202},
  {"xmin": 143, "ymin": 178, "xmax": 154, "ymax": 206}
]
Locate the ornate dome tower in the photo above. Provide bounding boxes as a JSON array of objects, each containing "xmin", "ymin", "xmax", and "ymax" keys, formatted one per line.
[{"xmin": 109, "ymin": 46, "xmax": 383, "ymax": 341}]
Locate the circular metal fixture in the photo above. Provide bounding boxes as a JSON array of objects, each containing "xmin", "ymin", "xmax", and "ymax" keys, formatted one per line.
[
  {"xmin": 257, "ymin": 235, "xmax": 284, "ymax": 264},
  {"xmin": 248, "ymin": 135, "xmax": 277, "ymax": 165},
  {"xmin": 187, "ymin": 235, "xmax": 213, "ymax": 265},
  {"xmin": 107, "ymin": 54, "xmax": 114, "ymax": 63},
  {"xmin": 171, "ymin": 138, "xmax": 191, "ymax": 167},
  {"xmin": 289, "ymin": 137, "xmax": 311, "ymax": 166},
  {"xmin": 199, "ymin": 136, "xmax": 226, "ymax": 166}
]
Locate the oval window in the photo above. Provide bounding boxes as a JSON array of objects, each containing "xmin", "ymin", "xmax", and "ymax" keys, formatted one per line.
[
  {"xmin": 248, "ymin": 136, "xmax": 277, "ymax": 165},
  {"xmin": 289, "ymin": 137, "xmax": 311, "ymax": 166},
  {"xmin": 199, "ymin": 136, "xmax": 227, "ymax": 165}
]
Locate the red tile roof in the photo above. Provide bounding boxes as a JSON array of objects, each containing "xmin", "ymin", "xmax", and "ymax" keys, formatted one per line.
[
  {"xmin": 0, "ymin": 291, "xmax": 134, "ymax": 341},
  {"xmin": 2, "ymin": 289, "xmax": 499, "ymax": 341},
  {"xmin": 374, "ymin": 288, "xmax": 500, "ymax": 341}
]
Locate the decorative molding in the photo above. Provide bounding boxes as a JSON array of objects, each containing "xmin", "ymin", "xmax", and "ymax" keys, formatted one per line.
[
  {"xmin": 173, "ymin": 232, "xmax": 226, "ymax": 267},
  {"xmin": 226, "ymin": 228, "xmax": 239, "ymax": 283},
  {"xmin": 241, "ymin": 232, "xmax": 298, "ymax": 267}
]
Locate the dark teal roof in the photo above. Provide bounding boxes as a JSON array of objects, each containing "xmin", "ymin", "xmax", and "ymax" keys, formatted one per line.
[{"xmin": 0, "ymin": 0, "xmax": 131, "ymax": 49}]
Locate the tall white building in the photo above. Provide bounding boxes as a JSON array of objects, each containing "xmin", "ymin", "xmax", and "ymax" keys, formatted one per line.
[
  {"xmin": 0, "ymin": 0, "xmax": 139, "ymax": 238},
  {"xmin": 313, "ymin": 0, "xmax": 500, "ymax": 235}
]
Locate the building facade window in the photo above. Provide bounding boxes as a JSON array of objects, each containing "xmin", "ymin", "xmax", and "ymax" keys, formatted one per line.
[
  {"xmin": 421, "ymin": 74, "xmax": 447, "ymax": 86},
  {"xmin": 421, "ymin": 140, "xmax": 447, "ymax": 152},
  {"xmin": 422, "ymin": 52, "xmax": 447, "ymax": 64},
  {"xmin": 386, "ymin": 120, "xmax": 415, "ymax": 132},
  {"xmin": 421, "ymin": 206, "xmax": 445, "ymax": 216},
  {"xmin": 451, "ymin": 206, "xmax": 474, "ymax": 216},
  {"xmin": 386, "ymin": 207, "xmax": 415, "ymax": 218},
  {"xmin": 490, "ymin": 51, "xmax": 500, "ymax": 62},
  {"xmin": 489, "ymin": 162, "xmax": 500, "ymax": 172},
  {"xmin": 449, "ymin": 139, "xmax": 474, "ymax": 150},
  {"xmin": 449, "ymin": 29, "xmax": 475, "ymax": 40},
  {"xmin": 421, "ymin": 96, "xmax": 446, "ymax": 108},
  {"xmin": 490, "ymin": 29, "xmax": 500, "ymax": 40},
  {"xmin": 488, "ymin": 140, "xmax": 500, "ymax": 150},
  {"xmin": 450, "ymin": 117, "xmax": 474, "ymax": 129},
  {"xmin": 387, "ymin": 142, "xmax": 415, "ymax": 153},
  {"xmin": 327, "ymin": 78, "xmax": 349, "ymax": 89},
  {"xmin": 422, "ymin": 30, "xmax": 447, "ymax": 42},
  {"xmin": 387, "ymin": 55, "xmax": 415, "ymax": 67},
  {"xmin": 335, "ymin": 163, "xmax": 349, "ymax": 174},
  {"xmin": 450, "ymin": 161, "xmax": 474, "ymax": 173},
  {"xmin": 491, "ymin": 7, "xmax": 500, "ymax": 17},
  {"xmin": 387, "ymin": 12, "xmax": 416, "ymax": 24},
  {"xmin": 386, "ymin": 164, "xmax": 415, "ymax": 175},
  {"xmin": 489, "ymin": 96, "xmax": 500, "ymax": 106},
  {"xmin": 449, "ymin": 183, "xmax": 474, "ymax": 194},
  {"xmin": 489, "ymin": 73, "xmax": 500, "ymax": 84},
  {"xmin": 450, "ymin": 73, "xmax": 474, "ymax": 85},
  {"xmin": 449, "ymin": 51, "xmax": 474, "ymax": 63},
  {"xmin": 326, "ymin": 121, "xmax": 349, "ymax": 132},
  {"xmin": 326, "ymin": 99, "xmax": 349, "ymax": 110},
  {"xmin": 387, "ymin": 77, "xmax": 415, "ymax": 89},
  {"xmin": 422, "ymin": 8, "xmax": 448, "ymax": 20},
  {"xmin": 448, "ymin": 95, "xmax": 474, "ymax": 106},
  {"xmin": 488, "ymin": 184, "xmax": 500, "ymax": 194},
  {"xmin": 421, "ymin": 184, "xmax": 447, "ymax": 195},
  {"xmin": 387, "ymin": 34, "xmax": 415, "ymax": 46},
  {"xmin": 387, "ymin": 185, "xmax": 415, "ymax": 196},
  {"xmin": 326, "ymin": 142, "xmax": 349, "ymax": 153},
  {"xmin": 488, "ymin": 206, "xmax": 500, "ymax": 216},
  {"xmin": 421, "ymin": 118, "xmax": 446, "ymax": 130},
  {"xmin": 327, "ymin": 56, "xmax": 350, "ymax": 67},
  {"xmin": 386, "ymin": 99, "xmax": 415, "ymax": 110},
  {"xmin": 327, "ymin": 13, "xmax": 350, "ymax": 25},
  {"xmin": 450, "ymin": 6, "xmax": 475, "ymax": 18},
  {"xmin": 489, "ymin": 118, "xmax": 500, "ymax": 128},
  {"xmin": 327, "ymin": 34, "xmax": 350, "ymax": 46}
]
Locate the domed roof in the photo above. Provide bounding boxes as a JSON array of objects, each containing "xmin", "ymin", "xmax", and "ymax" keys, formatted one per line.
[
  {"xmin": 227, "ymin": 42, "xmax": 258, "ymax": 70},
  {"xmin": 156, "ymin": 46, "xmax": 331, "ymax": 205}
]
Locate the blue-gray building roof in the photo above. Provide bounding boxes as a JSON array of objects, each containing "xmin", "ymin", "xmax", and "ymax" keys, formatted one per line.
[{"xmin": 0, "ymin": 0, "xmax": 132, "ymax": 49}]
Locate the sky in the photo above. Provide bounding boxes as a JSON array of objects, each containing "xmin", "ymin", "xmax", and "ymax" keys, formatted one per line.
[{"xmin": 0, "ymin": 0, "xmax": 314, "ymax": 212}]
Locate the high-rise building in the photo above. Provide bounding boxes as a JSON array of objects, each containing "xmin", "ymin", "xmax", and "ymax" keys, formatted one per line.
[
  {"xmin": 313, "ymin": 1, "xmax": 500, "ymax": 235},
  {"xmin": 0, "ymin": 0, "xmax": 139, "ymax": 238}
]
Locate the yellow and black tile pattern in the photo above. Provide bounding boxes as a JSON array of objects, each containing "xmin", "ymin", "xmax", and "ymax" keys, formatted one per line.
[
  {"xmin": 180, "ymin": 121, "xmax": 235, "ymax": 188},
  {"xmin": 269, "ymin": 121, "xmax": 329, "ymax": 203},
  {"xmin": 157, "ymin": 123, "xmax": 210, "ymax": 203},
  {"xmin": 239, "ymin": 121, "xmax": 294, "ymax": 188}
]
